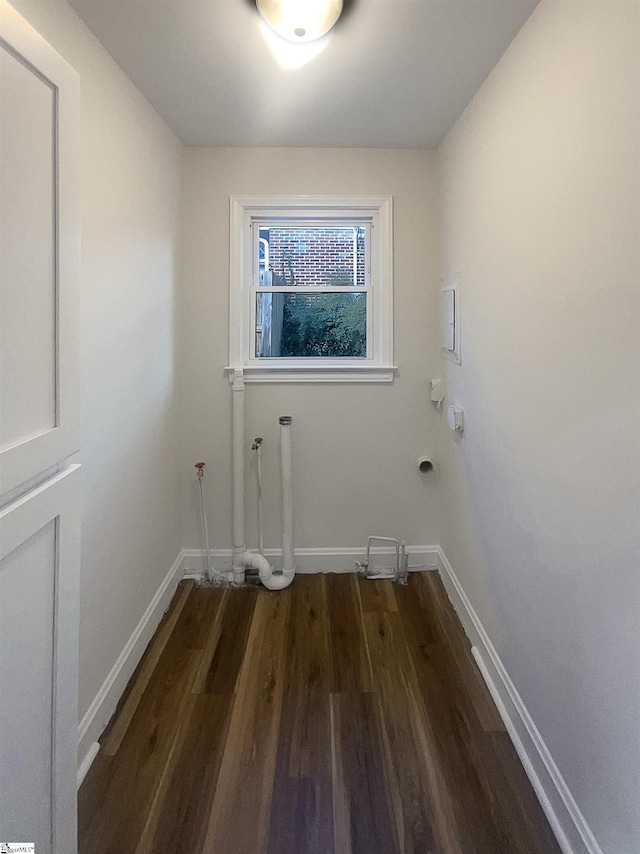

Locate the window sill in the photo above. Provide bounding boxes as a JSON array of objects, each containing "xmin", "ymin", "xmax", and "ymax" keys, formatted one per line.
[{"xmin": 225, "ymin": 365, "xmax": 398, "ymax": 384}]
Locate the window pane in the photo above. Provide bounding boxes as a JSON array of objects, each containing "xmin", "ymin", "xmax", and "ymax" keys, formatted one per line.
[
  {"xmin": 258, "ymin": 226, "xmax": 365, "ymax": 287},
  {"xmin": 256, "ymin": 292, "xmax": 367, "ymax": 358}
]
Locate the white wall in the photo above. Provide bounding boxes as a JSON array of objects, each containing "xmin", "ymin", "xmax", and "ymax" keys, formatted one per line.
[
  {"xmin": 181, "ymin": 148, "xmax": 441, "ymax": 558},
  {"xmin": 437, "ymin": 2, "xmax": 640, "ymax": 851},
  {"xmin": 9, "ymin": 0, "xmax": 183, "ymax": 722}
]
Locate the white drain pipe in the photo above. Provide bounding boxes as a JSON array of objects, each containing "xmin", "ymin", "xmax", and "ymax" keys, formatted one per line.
[
  {"xmin": 231, "ymin": 370, "xmax": 271, "ymax": 584},
  {"xmin": 231, "ymin": 369, "xmax": 248, "ymax": 585},
  {"xmin": 252, "ymin": 437, "xmax": 264, "ymax": 555},
  {"xmin": 230, "ymin": 369, "xmax": 295, "ymax": 590}
]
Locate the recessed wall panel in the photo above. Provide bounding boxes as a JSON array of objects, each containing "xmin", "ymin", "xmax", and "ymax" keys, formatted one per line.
[
  {"xmin": 0, "ymin": 43, "xmax": 57, "ymax": 451},
  {"xmin": 0, "ymin": 519, "xmax": 56, "ymax": 848}
]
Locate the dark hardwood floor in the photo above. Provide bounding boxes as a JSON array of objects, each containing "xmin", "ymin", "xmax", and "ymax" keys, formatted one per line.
[{"xmin": 78, "ymin": 573, "xmax": 561, "ymax": 854}]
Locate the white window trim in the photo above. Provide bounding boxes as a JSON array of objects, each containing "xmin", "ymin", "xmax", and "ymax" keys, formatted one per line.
[{"xmin": 227, "ymin": 195, "xmax": 396, "ymax": 383}]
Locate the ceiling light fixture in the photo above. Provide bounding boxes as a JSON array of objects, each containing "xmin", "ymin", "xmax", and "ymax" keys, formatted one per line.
[{"xmin": 256, "ymin": 0, "xmax": 344, "ymax": 44}]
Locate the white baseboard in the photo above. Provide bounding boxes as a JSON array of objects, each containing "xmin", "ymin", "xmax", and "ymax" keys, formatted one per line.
[
  {"xmin": 436, "ymin": 547, "xmax": 602, "ymax": 854},
  {"xmin": 76, "ymin": 548, "xmax": 186, "ymax": 784},
  {"xmin": 181, "ymin": 545, "xmax": 440, "ymax": 578},
  {"xmin": 77, "ymin": 741, "xmax": 100, "ymax": 789}
]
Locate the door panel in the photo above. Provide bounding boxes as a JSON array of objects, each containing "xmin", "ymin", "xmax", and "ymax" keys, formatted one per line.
[
  {"xmin": 0, "ymin": 465, "xmax": 81, "ymax": 853},
  {"xmin": 0, "ymin": 1, "xmax": 79, "ymax": 495},
  {"xmin": 0, "ymin": 521, "xmax": 56, "ymax": 848},
  {"xmin": 0, "ymin": 43, "xmax": 57, "ymax": 450}
]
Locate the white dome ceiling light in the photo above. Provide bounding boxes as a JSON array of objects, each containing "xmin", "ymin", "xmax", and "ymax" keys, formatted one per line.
[{"xmin": 256, "ymin": 0, "xmax": 344, "ymax": 43}]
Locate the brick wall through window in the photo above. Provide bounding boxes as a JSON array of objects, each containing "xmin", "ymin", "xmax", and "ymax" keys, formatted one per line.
[{"xmin": 260, "ymin": 226, "xmax": 366, "ymax": 288}]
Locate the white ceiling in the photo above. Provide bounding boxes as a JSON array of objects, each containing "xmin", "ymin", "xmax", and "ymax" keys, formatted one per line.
[{"xmin": 68, "ymin": 0, "xmax": 539, "ymax": 148}]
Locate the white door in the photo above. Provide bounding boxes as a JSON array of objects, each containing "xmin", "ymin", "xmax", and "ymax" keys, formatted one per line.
[{"xmin": 0, "ymin": 2, "xmax": 81, "ymax": 852}]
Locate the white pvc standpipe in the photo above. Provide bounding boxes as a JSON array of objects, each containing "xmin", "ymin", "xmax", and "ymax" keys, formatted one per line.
[
  {"xmin": 256, "ymin": 442, "xmax": 264, "ymax": 555},
  {"xmin": 280, "ymin": 416, "xmax": 295, "ymax": 575},
  {"xmin": 231, "ymin": 369, "xmax": 246, "ymax": 585},
  {"xmin": 253, "ymin": 415, "xmax": 295, "ymax": 591}
]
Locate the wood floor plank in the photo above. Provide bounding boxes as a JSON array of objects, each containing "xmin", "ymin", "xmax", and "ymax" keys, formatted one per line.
[
  {"xmin": 464, "ymin": 729, "xmax": 562, "ymax": 854},
  {"xmin": 357, "ymin": 576, "xmax": 398, "ymax": 613},
  {"xmin": 190, "ymin": 588, "xmax": 229, "ymax": 694},
  {"xmin": 393, "ymin": 574, "xmax": 438, "ymax": 646},
  {"xmin": 103, "ymin": 580, "xmax": 194, "ymax": 756},
  {"xmin": 173, "ymin": 582, "xmax": 226, "ymax": 650},
  {"xmin": 77, "ymin": 750, "xmax": 113, "ymax": 845},
  {"xmin": 396, "ymin": 589, "xmax": 510, "ymax": 853},
  {"xmin": 330, "ymin": 691, "xmax": 399, "ymax": 854},
  {"xmin": 267, "ymin": 775, "xmax": 334, "ymax": 854},
  {"xmin": 135, "ymin": 694, "xmax": 199, "ymax": 854},
  {"xmin": 363, "ymin": 610, "xmax": 457, "ymax": 854},
  {"xmin": 282, "ymin": 574, "xmax": 333, "ymax": 778},
  {"xmin": 143, "ymin": 693, "xmax": 234, "ymax": 854},
  {"xmin": 202, "ymin": 585, "xmax": 257, "ymax": 694},
  {"xmin": 192, "ymin": 585, "xmax": 258, "ymax": 695},
  {"xmin": 413, "ymin": 573, "xmax": 504, "ymax": 733},
  {"xmin": 79, "ymin": 644, "xmax": 202, "ymax": 854},
  {"xmin": 201, "ymin": 588, "xmax": 293, "ymax": 854},
  {"xmin": 326, "ymin": 573, "xmax": 373, "ymax": 693},
  {"xmin": 266, "ymin": 576, "xmax": 334, "ymax": 852}
]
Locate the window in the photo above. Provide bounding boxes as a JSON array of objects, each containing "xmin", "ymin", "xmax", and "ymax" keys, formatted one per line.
[{"xmin": 228, "ymin": 196, "xmax": 395, "ymax": 383}]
